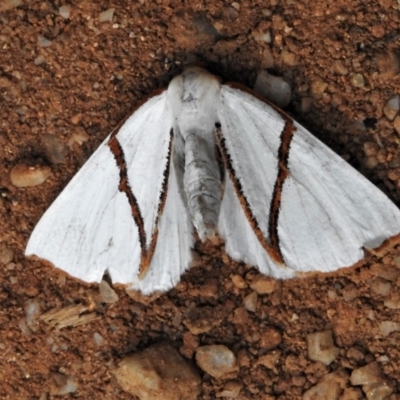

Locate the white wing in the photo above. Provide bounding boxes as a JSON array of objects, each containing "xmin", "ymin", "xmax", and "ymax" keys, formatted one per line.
[
  {"xmin": 218, "ymin": 85, "xmax": 400, "ymax": 277},
  {"xmin": 26, "ymin": 91, "xmax": 193, "ymax": 294}
]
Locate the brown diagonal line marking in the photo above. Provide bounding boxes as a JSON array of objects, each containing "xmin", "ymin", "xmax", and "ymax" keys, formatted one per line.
[
  {"xmin": 268, "ymin": 118, "xmax": 295, "ymax": 260},
  {"xmin": 138, "ymin": 129, "xmax": 174, "ymax": 277},
  {"xmin": 108, "ymin": 130, "xmax": 174, "ymax": 279},
  {"xmin": 108, "ymin": 136, "xmax": 147, "ymax": 253},
  {"xmin": 215, "ymin": 124, "xmax": 284, "ymax": 265},
  {"xmin": 223, "ymin": 83, "xmax": 298, "ymax": 266}
]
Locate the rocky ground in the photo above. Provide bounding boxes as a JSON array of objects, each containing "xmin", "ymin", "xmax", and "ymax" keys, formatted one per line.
[{"xmin": 1, "ymin": 0, "xmax": 400, "ymax": 399}]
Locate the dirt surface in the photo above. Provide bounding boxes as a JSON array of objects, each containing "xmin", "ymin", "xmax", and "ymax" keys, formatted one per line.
[{"xmin": 1, "ymin": 1, "xmax": 400, "ymax": 399}]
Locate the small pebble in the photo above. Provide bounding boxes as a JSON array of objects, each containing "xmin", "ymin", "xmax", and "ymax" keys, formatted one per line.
[
  {"xmin": 99, "ymin": 8, "xmax": 115, "ymax": 22},
  {"xmin": 50, "ymin": 373, "xmax": 78, "ymax": 395},
  {"xmin": 0, "ymin": 243, "xmax": 14, "ymax": 264},
  {"xmin": 371, "ymin": 278, "xmax": 392, "ymax": 296},
  {"xmin": 376, "ymin": 149, "xmax": 387, "ymax": 163},
  {"xmin": 307, "ymin": 330, "xmax": 339, "ymax": 365},
  {"xmin": 254, "ymin": 71, "xmax": 292, "ymax": 108},
  {"xmin": 383, "ymin": 292, "xmax": 400, "ymax": 309},
  {"xmin": 10, "ymin": 163, "xmax": 51, "ymax": 187},
  {"xmin": 363, "ymin": 142, "xmax": 379, "ymax": 157},
  {"xmin": 252, "ymin": 26, "xmax": 272, "ymax": 43},
  {"xmin": 334, "ymin": 60, "xmax": 349, "ymax": 75},
  {"xmin": 370, "ymin": 24, "xmax": 385, "ymax": 39},
  {"xmin": 364, "ymin": 156, "xmax": 378, "ymax": 169},
  {"xmin": 259, "ymin": 327, "xmax": 282, "ymax": 351},
  {"xmin": 303, "ymin": 373, "xmax": 341, "ymax": 400},
  {"xmin": 217, "ymin": 381, "xmax": 242, "ymax": 398},
  {"xmin": 68, "ymin": 129, "xmax": 90, "ymax": 147},
  {"xmin": 363, "ymin": 381, "xmax": 393, "ymax": 400},
  {"xmin": 184, "ymin": 307, "xmax": 221, "ymax": 334},
  {"xmin": 256, "ymin": 350, "xmax": 281, "ymax": 373},
  {"xmin": 93, "ymin": 332, "xmax": 104, "ymax": 346},
  {"xmin": 249, "ymin": 274, "xmax": 277, "ymax": 294},
  {"xmin": 38, "ymin": 35, "xmax": 52, "ymax": 48},
  {"xmin": 376, "ymin": 355, "xmax": 389, "ymax": 363},
  {"xmin": 346, "ymin": 347, "xmax": 364, "ymax": 362},
  {"xmin": 99, "ymin": 280, "xmax": 119, "ymax": 304},
  {"xmin": 350, "ymin": 362, "xmax": 382, "ymax": 386},
  {"xmin": 350, "ymin": 73, "xmax": 365, "ymax": 88},
  {"xmin": 231, "ymin": 274, "xmax": 247, "ymax": 289},
  {"xmin": 383, "ymin": 95, "xmax": 399, "ymax": 121},
  {"xmin": 42, "ymin": 134, "xmax": 67, "ymax": 164},
  {"xmin": 311, "ymin": 79, "xmax": 328, "ymax": 99},
  {"xmin": 34, "ymin": 55, "xmax": 46, "ymax": 65},
  {"xmin": 281, "ymin": 49, "xmax": 296, "ymax": 66},
  {"xmin": 232, "ymin": 307, "xmax": 249, "ymax": 325},
  {"xmin": 379, "ymin": 321, "xmax": 400, "ymax": 336},
  {"xmin": 114, "ymin": 342, "xmax": 200, "ymax": 400},
  {"xmin": 196, "ymin": 345, "xmax": 237, "ymax": 378},
  {"xmin": 243, "ymin": 291, "xmax": 257, "ymax": 312},
  {"xmin": 59, "ymin": 5, "xmax": 71, "ymax": 19},
  {"xmin": 25, "ymin": 299, "xmax": 41, "ymax": 331},
  {"xmin": 393, "ymin": 115, "xmax": 400, "ymax": 135},
  {"xmin": 172, "ymin": 311, "xmax": 182, "ymax": 327}
]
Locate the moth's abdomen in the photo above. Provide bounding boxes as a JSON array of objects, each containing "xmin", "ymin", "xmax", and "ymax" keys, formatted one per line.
[{"xmin": 183, "ymin": 133, "xmax": 222, "ymax": 241}]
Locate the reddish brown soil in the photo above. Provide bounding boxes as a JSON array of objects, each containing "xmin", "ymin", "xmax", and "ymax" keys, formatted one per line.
[{"xmin": 1, "ymin": 1, "xmax": 400, "ymax": 399}]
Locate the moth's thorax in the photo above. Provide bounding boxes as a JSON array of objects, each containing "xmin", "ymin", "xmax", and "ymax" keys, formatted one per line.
[{"xmin": 168, "ymin": 66, "xmax": 221, "ymax": 141}]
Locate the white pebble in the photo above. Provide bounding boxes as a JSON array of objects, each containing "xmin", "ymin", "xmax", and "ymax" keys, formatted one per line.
[
  {"xmin": 383, "ymin": 95, "xmax": 399, "ymax": 120},
  {"xmin": 68, "ymin": 131, "xmax": 89, "ymax": 147},
  {"xmin": 254, "ymin": 70, "xmax": 292, "ymax": 108},
  {"xmin": 93, "ymin": 332, "xmax": 104, "ymax": 346},
  {"xmin": 377, "ymin": 355, "xmax": 389, "ymax": 363},
  {"xmin": 25, "ymin": 299, "xmax": 41, "ymax": 331},
  {"xmin": 306, "ymin": 330, "xmax": 339, "ymax": 366},
  {"xmin": 99, "ymin": 8, "xmax": 115, "ymax": 22},
  {"xmin": 253, "ymin": 29, "xmax": 271, "ymax": 43},
  {"xmin": 243, "ymin": 291, "xmax": 257, "ymax": 312},
  {"xmin": 196, "ymin": 345, "xmax": 237, "ymax": 378},
  {"xmin": 10, "ymin": 163, "xmax": 51, "ymax": 187},
  {"xmin": 59, "ymin": 5, "xmax": 71, "ymax": 19}
]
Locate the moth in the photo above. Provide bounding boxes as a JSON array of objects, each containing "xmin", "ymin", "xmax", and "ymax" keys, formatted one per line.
[{"xmin": 26, "ymin": 66, "xmax": 400, "ymax": 294}]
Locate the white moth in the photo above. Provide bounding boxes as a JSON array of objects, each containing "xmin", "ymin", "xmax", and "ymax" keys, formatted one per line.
[{"xmin": 26, "ymin": 66, "xmax": 400, "ymax": 294}]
